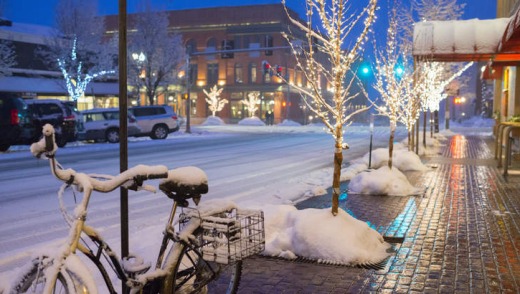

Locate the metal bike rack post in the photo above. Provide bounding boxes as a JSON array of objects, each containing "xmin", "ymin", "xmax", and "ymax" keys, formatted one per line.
[{"xmin": 368, "ymin": 114, "xmax": 374, "ymax": 169}]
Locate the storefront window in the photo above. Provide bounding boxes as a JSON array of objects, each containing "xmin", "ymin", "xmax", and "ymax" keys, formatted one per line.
[{"xmin": 230, "ymin": 92, "xmax": 244, "ymax": 121}]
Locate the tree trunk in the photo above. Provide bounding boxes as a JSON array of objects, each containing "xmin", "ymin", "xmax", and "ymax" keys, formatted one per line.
[
  {"xmin": 331, "ymin": 147, "xmax": 343, "ymax": 216},
  {"xmin": 331, "ymin": 123, "xmax": 343, "ymax": 216},
  {"xmin": 389, "ymin": 128, "xmax": 395, "ymax": 170},
  {"xmin": 407, "ymin": 131, "xmax": 411, "ymax": 151}
]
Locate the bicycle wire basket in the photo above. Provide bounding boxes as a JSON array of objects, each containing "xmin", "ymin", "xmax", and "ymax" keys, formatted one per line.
[{"xmin": 199, "ymin": 209, "xmax": 265, "ymax": 265}]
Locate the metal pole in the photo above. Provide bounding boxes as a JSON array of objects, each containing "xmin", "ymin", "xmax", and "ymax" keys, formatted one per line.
[
  {"xmin": 185, "ymin": 55, "xmax": 191, "ymax": 134},
  {"xmin": 445, "ymin": 96, "xmax": 450, "ymax": 130},
  {"xmin": 415, "ymin": 117, "xmax": 419, "ymax": 154},
  {"xmin": 118, "ymin": 3, "xmax": 129, "ymax": 294},
  {"xmin": 423, "ymin": 111, "xmax": 427, "ymax": 147},
  {"xmin": 368, "ymin": 114, "xmax": 374, "ymax": 169}
]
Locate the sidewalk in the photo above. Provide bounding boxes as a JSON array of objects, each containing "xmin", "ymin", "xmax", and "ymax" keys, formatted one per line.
[{"xmin": 238, "ymin": 132, "xmax": 520, "ymax": 293}]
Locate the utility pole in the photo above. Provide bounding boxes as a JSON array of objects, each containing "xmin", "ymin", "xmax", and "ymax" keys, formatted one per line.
[
  {"xmin": 185, "ymin": 54, "xmax": 191, "ymax": 134},
  {"xmin": 118, "ymin": 1, "xmax": 129, "ymax": 293}
]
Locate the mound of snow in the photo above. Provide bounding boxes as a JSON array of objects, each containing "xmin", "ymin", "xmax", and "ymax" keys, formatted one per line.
[
  {"xmin": 278, "ymin": 119, "xmax": 302, "ymax": 126},
  {"xmin": 238, "ymin": 116, "xmax": 265, "ymax": 126},
  {"xmin": 348, "ymin": 166, "xmax": 422, "ymax": 196},
  {"xmin": 263, "ymin": 205, "xmax": 391, "ymax": 265},
  {"xmin": 202, "ymin": 116, "xmax": 226, "ymax": 126},
  {"xmin": 361, "ymin": 148, "xmax": 429, "ymax": 171}
]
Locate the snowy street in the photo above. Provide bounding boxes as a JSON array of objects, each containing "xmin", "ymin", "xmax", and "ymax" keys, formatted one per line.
[{"xmin": 0, "ymin": 124, "xmax": 405, "ymax": 288}]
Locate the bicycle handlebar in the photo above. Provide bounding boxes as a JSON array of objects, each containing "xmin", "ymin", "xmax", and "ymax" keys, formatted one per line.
[{"xmin": 31, "ymin": 124, "xmax": 169, "ymax": 193}]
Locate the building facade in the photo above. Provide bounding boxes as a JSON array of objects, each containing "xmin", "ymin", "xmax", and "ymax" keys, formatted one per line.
[
  {"xmin": 106, "ymin": 4, "xmax": 321, "ymax": 125},
  {"xmin": 0, "ymin": 19, "xmax": 118, "ymax": 109}
]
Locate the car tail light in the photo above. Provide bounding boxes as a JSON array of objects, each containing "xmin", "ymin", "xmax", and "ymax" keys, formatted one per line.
[
  {"xmin": 171, "ymin": 115, "xmax": 178, "ymax": 120},
  {"xmin": 10, "ymin": 109, "xmax": 19, "ymax": 125},
  {"xmin": 64, "ymin": 115, "xmax": 75, "ymax": 121}
]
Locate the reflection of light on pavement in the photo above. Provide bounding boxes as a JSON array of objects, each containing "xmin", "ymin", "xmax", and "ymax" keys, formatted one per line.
[
  {"xmin": 385, "ymin": 198, "xmax": 418, "ymax": 237},
  {"xmin": 449, "ymin": 134, "xmax": 467, "ymax": 158}
]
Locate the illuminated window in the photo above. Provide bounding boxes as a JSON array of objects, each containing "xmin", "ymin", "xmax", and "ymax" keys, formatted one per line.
[
  {"xmin": 235, "ymin": 63, "xmax": 243, "ymax": 83},
  {"xmin": 207, "ymin": 63, "xmax": 218, "ymax": 86},
  {"xmin": 249, "ymin": 63, "xmax": 257, "ymax": 84}
]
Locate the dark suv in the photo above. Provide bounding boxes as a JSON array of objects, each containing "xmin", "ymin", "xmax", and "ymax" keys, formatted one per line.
[
  {"xmin": 25, "ymin": 99, "xmax": 78, "ymax": 147},
  {"xmin": 0, "ymin": 94, "xmax": 33, "ymax": 152}
]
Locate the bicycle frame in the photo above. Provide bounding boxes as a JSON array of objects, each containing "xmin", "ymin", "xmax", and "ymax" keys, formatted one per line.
[
  {"xmin": 53, "ymin": 184, "xmax": 185, "ymax": 293},
  {"xmin": 53, "ymin": 181, "xmax": 212, "ymax": 293},
  {"xmin": 25, "ymin": 126, "xmax": 262, "ymax": 294}
]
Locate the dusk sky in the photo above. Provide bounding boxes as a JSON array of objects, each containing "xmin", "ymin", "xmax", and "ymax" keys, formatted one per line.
[{"xmin": 3, "ymin": 0, "xmax": 497, "ymax": 28}]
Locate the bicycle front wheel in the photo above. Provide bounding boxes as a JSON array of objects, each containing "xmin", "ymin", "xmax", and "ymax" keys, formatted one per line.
[
  {"xmin": 9, "ymin": 256, "xmax": 86, "ymax": 294},
  {"xmin": 162, "ymin": 240, "xmax": 242, "ymax": 294}
]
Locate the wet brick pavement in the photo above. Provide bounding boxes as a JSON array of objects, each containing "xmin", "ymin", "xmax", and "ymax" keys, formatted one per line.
[{"xmin": 237, "ymin": 133, "xmax": 520, "ymax": 293}]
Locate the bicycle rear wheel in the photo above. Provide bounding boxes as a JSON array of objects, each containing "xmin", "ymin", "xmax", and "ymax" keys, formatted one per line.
[
  {"xmin": 9, "ymin": 257, "xmax": 86, "ymax": 293},
  {"xmin": 162, "ymin": 239, "xmax": 242, "ymax": 294}
]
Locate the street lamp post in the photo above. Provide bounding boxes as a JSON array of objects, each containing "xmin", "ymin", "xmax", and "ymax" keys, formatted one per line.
[{"xmin": 132, "ymin": 52, "xmax": 146, "ymax": 106}]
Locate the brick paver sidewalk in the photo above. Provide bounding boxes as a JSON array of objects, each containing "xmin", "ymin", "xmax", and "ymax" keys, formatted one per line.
[{"xmin": 238, "ymin": 133, "xmax": 520, "ymax": 293}]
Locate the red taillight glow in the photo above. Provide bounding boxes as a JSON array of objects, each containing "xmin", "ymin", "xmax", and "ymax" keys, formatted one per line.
[
  {"xmin": 171, "ymin": 115, "xmax": 178, "ymax": 120},
  {"xmin": 63, "ymin": 115, "xmax": 75, "ymax": 121},
  {"xmin": 10, "ymin": 109, "xmax": 19, "ymax": 125}
]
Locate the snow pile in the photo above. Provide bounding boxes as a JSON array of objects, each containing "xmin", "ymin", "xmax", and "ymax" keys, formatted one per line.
[
  {"xmin": 342, "ymin": 144, "xmax": 429, "ymax": 196},
  {"xmin": 278, "ymin": 119, "xmax": 302, "ymax": 126},
  {"xmin": 348, "ymin": 166, "xmax": 422, "ymax": 196},
  {"xmin": 202, "ymin": 116, "xmax": 226, "ymax": 126},
  {"xmin": 453, "ymin": 117, "xmax": 495, "ymax": 128},
  {"xmin": 358, "ymin": 148, "xmax": 429, "ymax": 171},
  {"xmin": 262, "ymin": 205, "xmax": 391, "ymax": 265},
  {"xmin": 238, "ymin": 116, "xmax": 265, "ymax": 126}
]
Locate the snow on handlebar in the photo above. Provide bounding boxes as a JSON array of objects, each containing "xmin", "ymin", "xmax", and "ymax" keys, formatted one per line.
[
  {"xmin": 30, "ymin": 123, "xmax": 169, "ymax": 193},
  {"xmin": 30, "ymin": 124, "xmax": 57, "ymax": 159}
]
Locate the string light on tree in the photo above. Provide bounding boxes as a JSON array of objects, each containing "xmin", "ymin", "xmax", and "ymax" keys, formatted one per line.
[
  {"xmin": 57, "ymin": 37, "xmax": 114, "ymax": 102},
  {"xmin": 203, "ymin": 85, "xmax": 228, "ymax": 117},
  {"xmin": 241, "ymin": 92, "xmax": 261, "ymax": 118},
  {"xmin": 281, "ymin": 0, "xmax": 377, "ymax": 216}
]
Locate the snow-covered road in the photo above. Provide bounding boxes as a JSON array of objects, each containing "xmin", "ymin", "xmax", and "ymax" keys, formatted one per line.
[{"xmin": 0, "ymin": 124, "xmax": 405, "ymax": 289}]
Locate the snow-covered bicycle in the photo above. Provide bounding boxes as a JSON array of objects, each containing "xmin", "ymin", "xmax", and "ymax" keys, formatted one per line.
[{"xmin": 8, "ymin": 124, "xmax": 264, "ymax": 294}]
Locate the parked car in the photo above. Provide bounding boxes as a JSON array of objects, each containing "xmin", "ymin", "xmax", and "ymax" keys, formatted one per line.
[
  {"xmin": 129, "ymin": 105, "xmax": 180, "ymax": 139},
  {"xmin": 78, "ymin": 108, "xmax": 141, "ymax": 143},
  {"xmin": 0, "ymin": 94, "xmax": 34, "ymax": 152},
  {"xmin": 61, "ymin": 101, "xmax": 84, "ymax": 133},
  {"xmin": 25, "ymin": 99, "xmax": 79, "ymax": 147}
]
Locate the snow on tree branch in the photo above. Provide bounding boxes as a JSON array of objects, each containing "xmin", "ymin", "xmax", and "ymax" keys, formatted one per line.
[
  {"xmin": 128, "ymin": 0, "xmax": 186, "ymax": 105},
  {"xmin": 203, "ymin": 85, "xmax": 228, "ymax": 117}
]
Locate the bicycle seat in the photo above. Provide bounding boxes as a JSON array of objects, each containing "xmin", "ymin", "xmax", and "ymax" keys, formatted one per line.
[{"xmin": 159, "ymin": 166, "xmax": 208, "ymax": 203}]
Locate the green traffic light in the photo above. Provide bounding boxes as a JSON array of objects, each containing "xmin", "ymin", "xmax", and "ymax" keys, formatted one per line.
[{"xmin": 395, "ymin": 66, "xmax": 404, "ymax": 76}]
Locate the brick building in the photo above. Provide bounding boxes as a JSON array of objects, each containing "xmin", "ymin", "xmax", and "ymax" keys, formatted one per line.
[{"xmin": 107, "ymin": 4, "xmax": 320, "ymax": 124}]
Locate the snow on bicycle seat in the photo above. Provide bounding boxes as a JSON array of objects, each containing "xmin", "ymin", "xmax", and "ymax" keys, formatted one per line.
[{"xmin": 159, "ymin": 166, "xmax": 208, "ymax": 202}]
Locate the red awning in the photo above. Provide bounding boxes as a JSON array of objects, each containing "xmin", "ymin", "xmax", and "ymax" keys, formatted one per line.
[{"xmin": 499, "ymin": 5, "xmax": 520, "ymax": 53}]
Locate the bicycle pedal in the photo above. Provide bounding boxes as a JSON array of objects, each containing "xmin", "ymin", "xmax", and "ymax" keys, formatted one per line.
[{"xmin": 122, "ymin": 254, "xmax": 151, "ymax": 276}]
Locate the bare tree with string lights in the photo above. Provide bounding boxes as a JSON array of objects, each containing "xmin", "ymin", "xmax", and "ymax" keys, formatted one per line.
[
  {"xmin": 281, "ymin": 0, "xmax": 378, "ymax": 216},
  {"xmin": 372, "ymin": 7, "xmax": 415, "ymax": 169},
  {"xmin": 203, "ymin": 85, "xmax": 227, "ymax": 117}
]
